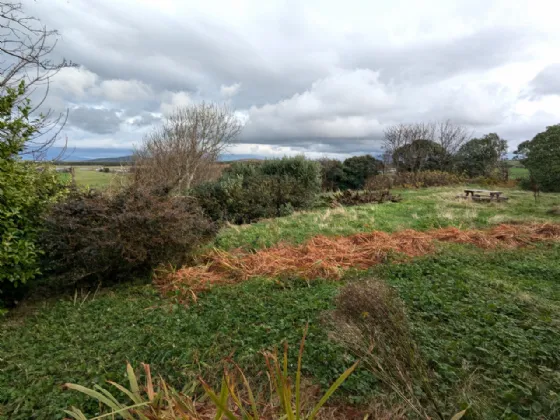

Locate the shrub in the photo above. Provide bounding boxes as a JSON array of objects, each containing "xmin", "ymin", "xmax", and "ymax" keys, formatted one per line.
[
  {"xmin": 366, "ymin": 170, "xmax": 465, "ymax": 190},
  {"xmin": 0, "ymin": 83, "xmax": 67, "ymax": 306},
  {"xmin": 193, "ymin": 156, "xmax": 321, "ymax": 224},
  {"xmin": 40, "ymin": 187, "xmax": 216, "ymax": 287}
]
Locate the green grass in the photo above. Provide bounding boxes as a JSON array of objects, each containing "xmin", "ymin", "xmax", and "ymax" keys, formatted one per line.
[
  {"xmin": 212, "ymin": 187, "xmax": 560, "ymax": 251},
  {"xmin": 58, "ymin": 167, "xmax": 127, "ymax": 188},
  {"xmin": 2, "ymin": 186, "xmax": 560, "ymax": 419}
]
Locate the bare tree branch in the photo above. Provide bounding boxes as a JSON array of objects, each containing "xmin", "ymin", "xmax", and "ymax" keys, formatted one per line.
[
  {"xmin": 133, "ymin": 103, "xmax": 243, "ymax": 194},
  {"xmin": 0, "ymin": 1, "xmax": 73, "ymax": 159}
]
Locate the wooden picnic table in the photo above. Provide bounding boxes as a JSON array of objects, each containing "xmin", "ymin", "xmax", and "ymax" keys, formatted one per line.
[{"xmin": 464, "ymin": 189, "xmax": 503, "ymax": 198}]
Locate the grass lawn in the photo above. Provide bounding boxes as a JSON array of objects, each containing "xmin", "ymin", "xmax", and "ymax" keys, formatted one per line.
[{"xmin": 1, "ymin": 187, "xmax": 560, "ymax": 419}]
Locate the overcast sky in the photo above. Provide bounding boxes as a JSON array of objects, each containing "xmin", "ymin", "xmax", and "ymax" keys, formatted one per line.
[{"xmin": 26, "ymin": 0, "xmax": 560, "ymax": 159}]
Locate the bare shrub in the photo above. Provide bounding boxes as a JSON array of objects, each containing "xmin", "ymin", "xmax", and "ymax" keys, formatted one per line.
[
  {"xmin": 40, "ymin": 187, "xmax": 217, "ymax": 287},
  {"xmin": 133, "ymin": 103, "xmax": 242, "ymax": 194},
  {"xmin": 331, "ymin": 279, "xmax": 444, "ymax": 419}
]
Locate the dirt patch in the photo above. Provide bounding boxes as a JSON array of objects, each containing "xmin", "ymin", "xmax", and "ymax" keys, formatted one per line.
[{"xmin": 155, "ymin": 223, "xmax": 560, "ymax": 301}]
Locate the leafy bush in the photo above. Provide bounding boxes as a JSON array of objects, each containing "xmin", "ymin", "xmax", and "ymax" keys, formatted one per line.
[
  {"xmin": 40, "ymin": 187, "xmax": 216, "ymax": 287},
  {"xmin": 366, "ymin": 170, "xmax": 466, "ymax": 190},
  {"xmin": 319, "ymin": 155, "xmax": 383, "ymax": 191},
  {"xmin": 516, "ymin": 124, "xmax": 560, "ymax": 192},
  {"xmin": 193, "ymin": 156, "xmax": 321, "ymax": 224},
  {"xmin": 0, "ymin": 83, "xmax": 67, "ymax": 306}
]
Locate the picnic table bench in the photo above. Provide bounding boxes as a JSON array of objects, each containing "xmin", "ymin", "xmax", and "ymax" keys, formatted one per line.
[{"xmin": 459, "ymin": 189, "xmax": 509, "ymax": 202}]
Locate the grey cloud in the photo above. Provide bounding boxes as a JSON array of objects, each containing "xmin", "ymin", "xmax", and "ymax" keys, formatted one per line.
[
  {"xmin": 528, "ymin": 64, "xmax": 560, "ymax": 97},
  {"xmin": 344, "ymin": 27, "xmax": 539, "ymax": 85},
  {"xmin": 23, "ymin": 0, "xmax": 560, "ymax": 155},
  {"xmin": 68, "ymin": 106, "xmax": 122, "ymax": 134}
]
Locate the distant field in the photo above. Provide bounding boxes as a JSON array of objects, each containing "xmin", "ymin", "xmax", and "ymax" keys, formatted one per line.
[
  {"xmin": 508, "ymin": 160, "xmax": 529, "ymax": 179},
  {"xmin": 58, "ymin": 166, "xmax": 128, "ymax": 188}
]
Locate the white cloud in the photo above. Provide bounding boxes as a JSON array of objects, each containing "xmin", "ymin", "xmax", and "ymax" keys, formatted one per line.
[
  {"xmin": 50, "ymin": 66, "xmax": 98, "ymax": 97},
  {"xmin": 94, "ymin": 79, "xmax": 153, "ymax": 102},
  {"xmin": 220, "ymin": 82, "xmax": 241, "ymax": 97},
  {"xmin": 159, "ymin": 91, "xmax": 192, "ymax": 115}
]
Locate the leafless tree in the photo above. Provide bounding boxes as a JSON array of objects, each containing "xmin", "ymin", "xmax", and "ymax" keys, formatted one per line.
[
  {"xmin": 133, "ymin": 103, "xmax": 242, "ymax": 194},
  {"xmin": 0, "ymin": 1, "xmax": 72, "ymax": 159},
  {"xmin": 384, "ymin": 121, "xmax": 472, "ymax": 172},
  {"xmin": 433, "ymin": 120, "xmax": 471, "ymax": 155}
]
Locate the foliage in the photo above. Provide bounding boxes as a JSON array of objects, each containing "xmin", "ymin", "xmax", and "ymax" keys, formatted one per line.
[
  {"xmin": 340, "ymin": 155, "xmax": 384, "ymax": 190},
  {"xmin": 210, "ymin": 187, "xmax": 559, "ymax": 251},
  {"xmin": 515, "ymin": 124, "xmax": 560, "ymax": 192},
  {"xmin": 0, "ymin": 83, "xmax": 66, "ymax": 305},
  {"xmin": 325, "ymin": 189, "xmax": 401, "ymax": 207},
  {"xmin": 64, "ymin": 331, "xmax": 358, "ymax": 419},
  {"xmin": 39, "ymin": 187, "xmax": 216, "ymax": 287},
  {"xmin": 2, "ymin": 244, "xmax": 559, "ymax": 418},
  {"xmin": 318, "ymin": 158, "xmax": 345, "ymax": 191},
  {"xmin": 318, "ymin": 155, "xmax": 383, "ymax": 191},
  {"xmin": 392, "ymin": 139, "xmax": 451, "ymax": 173},
  {"xmin": 366, "ymin": 171, "xmax": 466, "ymax": 190},
  {"xmin": 454, "ymin": 133, "xmax": 507, "ymax": 177},
  {"xmin": 193, "ymin": 156, "xmax": 321, "ymax": 224}
]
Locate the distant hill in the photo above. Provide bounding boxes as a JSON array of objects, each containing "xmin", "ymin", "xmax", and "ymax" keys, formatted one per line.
[{"xmin": 87, "ymin": 155, "xmax": 134, "ymax": 163}]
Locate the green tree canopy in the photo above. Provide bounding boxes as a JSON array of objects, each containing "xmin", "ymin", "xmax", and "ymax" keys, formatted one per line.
[
  {"xmin": 454, "ymin": 133, "xmax": 507, "ymax": 177},
  {"xmin": 392, "ymin": 139, "xmax": 451, "ymax": 172},
  {"xmin": 515, "ymin": 124, "xmax": 560, "ymax": 192},
  {"xmin": 342, "ymin": 155, "xmax": 383, "ymax": 190}
]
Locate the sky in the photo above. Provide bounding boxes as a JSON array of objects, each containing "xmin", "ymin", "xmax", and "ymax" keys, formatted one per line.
[{"xmin": 25, "ymin": 0, "xmax": 560, "ymax": 160}]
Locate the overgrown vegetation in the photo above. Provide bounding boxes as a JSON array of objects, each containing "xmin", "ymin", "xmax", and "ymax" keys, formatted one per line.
[
  {"xmin": 319, "ymin": 155, "xmax": 383, "ymax": 191},
  {"xmin": 516, "ymin": 124, "xmax": 560, "ymax": 192},
  {"xmin": 0, "ymin": 83, "xmax": 66, "ymax": 306},
  {"xmin": 193, "ymin": 156, "xmax": 321, "ymax": 224},
  {"xmin": 64, "ymin": 332, "xmax": 358, "ymax": 420},
  {"xmin": 2, "ymin": 242, "xmax": 559, "ymax": 418},
  {"xmin": 39, "ymin": 187, "xmax": 216, "ymax": 288}
]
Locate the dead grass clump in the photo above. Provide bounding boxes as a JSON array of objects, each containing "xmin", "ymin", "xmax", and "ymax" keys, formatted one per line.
[
  {"xmin": 331, "ymin": 279, "xmax": 443, "ymax": 419},
  {"xmin": 155, "ymin": 223, "xmax": 560, "ymax": 303}
]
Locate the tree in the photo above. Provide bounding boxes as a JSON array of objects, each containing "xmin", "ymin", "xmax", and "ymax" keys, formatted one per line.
[
  {"xmin": 342, "ymin": 155, "xmax": 383, "ymax": 190},
  {"xmin": 392, "ymin": 139, "xmax": 450, "ymax": 173},
  {"xmin": 515, "ymin": 124, "xmax": 560, "ymax": 192},
  {"xmin": 0, "ymin": 82, "xmax": 65, "ymax": 304},
  {"xmin": 318, "ymin": 158, "xmax": 345, "ymax": 191},
  {"xmin": 454, "ymin": 133, "xmax": 507, "ymax": 177},
  {"xmin": 133, "ymin": 103, "xmax": 242, "ymax": 194},
  {"xmin": 384, "ymin": 121, "xmax": 469, "ymax": 172},
  {"xmin": 0, "ymin": 1, "xmax": 71, "ymax": 158}
]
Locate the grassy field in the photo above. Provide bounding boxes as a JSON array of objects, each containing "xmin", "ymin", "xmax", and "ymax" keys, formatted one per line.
[
  {"xmin": 58, "ymin": 166, "xmax": 128, "ymax": 188},
  {"xmin": 1, "ymin": 187, "xmax": 559, "ymax": 419},
  {"xmin": 508, "ymin": 160, "xmax": 529, "ymax": 179}
]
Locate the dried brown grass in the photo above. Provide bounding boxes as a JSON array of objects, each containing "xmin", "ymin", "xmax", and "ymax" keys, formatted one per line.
[{"xmin": 155, "ymin": 223, "xmax": 560, "ymax": 301}]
